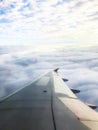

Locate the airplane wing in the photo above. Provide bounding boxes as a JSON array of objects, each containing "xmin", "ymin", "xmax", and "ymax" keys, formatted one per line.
[{"xmin": 0, "ymin": 70, "xmax": 98, "ymax": 130}]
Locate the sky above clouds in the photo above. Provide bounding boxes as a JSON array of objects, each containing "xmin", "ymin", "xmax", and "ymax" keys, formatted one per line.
[{"xmin": 0, "ymin": 0, "xmax": 98, "ymax": 45}]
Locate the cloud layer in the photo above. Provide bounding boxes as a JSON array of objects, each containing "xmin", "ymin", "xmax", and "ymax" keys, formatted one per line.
[
  {"xmin": 0, "ymin": 0, "xmax": 98, "ymax": 44},
  {"xmin": 0, "ymin": 44, "xmax": 98, "ymax": 111}
]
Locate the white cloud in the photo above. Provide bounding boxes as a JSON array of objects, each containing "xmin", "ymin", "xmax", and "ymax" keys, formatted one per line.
[
  {"xmin": 0, "ymin": 0, "xmax": 98, "ymax": 44},
  {"xmin": 0, "ymin": 44, "xmax": 98, "ymax": 110}
]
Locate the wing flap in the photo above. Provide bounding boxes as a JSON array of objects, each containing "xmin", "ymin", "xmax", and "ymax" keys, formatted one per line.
[{"xmin": 52, "ymin": 71, "xmax": 98, "ymax": 130}]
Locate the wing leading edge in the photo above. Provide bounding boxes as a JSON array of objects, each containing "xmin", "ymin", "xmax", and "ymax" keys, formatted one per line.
[{"xmin": 0, "ymin": 70, "xmax": 98, "ymax": 130}]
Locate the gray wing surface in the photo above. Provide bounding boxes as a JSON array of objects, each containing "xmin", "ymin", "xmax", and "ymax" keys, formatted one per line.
[{"xmin": 0, "ymin": 70, "xmax": 98, "ymax": 130}]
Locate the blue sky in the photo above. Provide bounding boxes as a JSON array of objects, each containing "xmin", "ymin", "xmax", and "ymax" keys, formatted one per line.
[{"xmin": 0, "ymin": 0, "xmax": 98, "ymax": 45}]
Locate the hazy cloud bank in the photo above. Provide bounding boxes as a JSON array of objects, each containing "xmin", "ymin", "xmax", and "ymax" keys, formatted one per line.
[{"xmin": 0, "ymin": 45, "xmax": 98, "ymax": 111}]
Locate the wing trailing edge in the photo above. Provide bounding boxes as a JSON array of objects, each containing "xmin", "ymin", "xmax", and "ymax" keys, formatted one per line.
[{"xmin": 0, "ymin": 69, "xmax": 98, "ymax": 130}]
